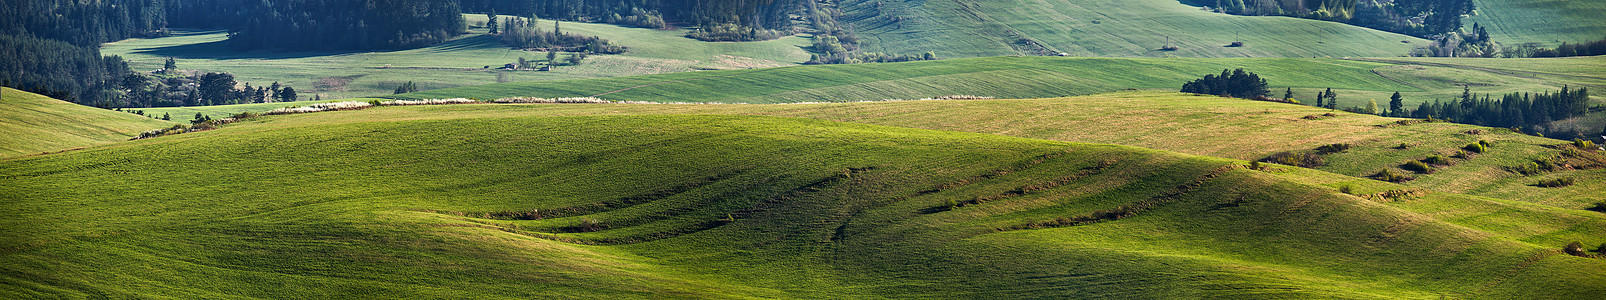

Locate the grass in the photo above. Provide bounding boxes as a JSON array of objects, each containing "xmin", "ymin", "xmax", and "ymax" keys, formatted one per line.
[
  {"xmin": 0, "ymin": 88, "xmax": 174, "ymax": 158},
  {"xmin": 99, "ymin": 16, "xmax": 811, "ymax": 100},
  {"xmin": 4, "ymin": 111, "xmax": 1603, "ymax": 298},
  {"xmin": 842, "ymin": 0, "xmax": 1425, "ymax": 58},
  {"xmin": 193, "ymin": 91, "xmax": 1600, "ymax": 208},
  {"xmin": 393, "ymin": 56, "xmax": 1602, "ymax": 107},
  {"xmin": 1464, "ymin": 0, "xmax": 1606, "ymax": 46}
]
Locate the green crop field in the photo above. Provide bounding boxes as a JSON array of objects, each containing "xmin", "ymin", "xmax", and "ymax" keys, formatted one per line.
[
  {"xmin": 0, "ymin": 88, "xmax": 174, "ymax": 159},
  {"xmin": 99, "ymin": 16, "xmax": 810, "ymax": 100},
  {"xmin": 842, "ymin": 0, "xmax": 1425, "ymax": 58},
  {"xmin": 1465, "ymin": 0, "xmax": 1606, "ymax": 46},
  {"xmin": 5, "ymin": 107, "xmax": 1604, "ymax": 298}
]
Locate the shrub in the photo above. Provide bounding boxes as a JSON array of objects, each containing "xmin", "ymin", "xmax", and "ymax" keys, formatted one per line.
[
  {"xmin": 1339, "ymin": 185, "xmax": 1354, "ymax": 195},
  {"xmin": 1535, "ymin": 178, "xmax": 1575, "ymax": 188},
  {"xmin": 1394, "ymin": 143, "xmax": 1411, "ymax": 149},
  {"xmin": 1401, "ymin": 161, "xmax": 1434, "ymax": 174},
  {"xmin": 1422, "ymin": 155, "xmax": 1452, "ymax": 165},
  {"xmin": 1249, "ymin": 160, "xmax": 1264, "ymax": 170},
  {"xmin": 1452, "ymin": 150, "xmax": 1472, "ymax": 159},
  {"xmin": 1575, "ymin": 139, "xmax": 1597, "ymax": 149},
  {"xmin": 1373, "ymin": 169, "xmax": 1414, "ymax": 182},
  {"xmin": 1316, "ymin": 143, "xmax": 1352, "ymax": 154},
  {"xmin": 1464, "ymin": 143, "xmax": 1488, "ymax": 153},
  {"xmin": 1564, "ymin": 241, "xmax": 1588, "ymax": 256},
  {"xmin": 1265, "ymin": 151, "xmax": 1326, "ymax": 168}
]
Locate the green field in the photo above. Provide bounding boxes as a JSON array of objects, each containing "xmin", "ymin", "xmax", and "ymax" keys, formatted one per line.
[
  {"xmin": 100, "ymin": 17, "xmax": 810, "ymax": 100},
  {"xmin": 5, "ymin": 106, "xmax": 1604, "ymax": 298},
  {"xmin": 0, "ymin": 88, "xmax": 174, "ymax": 158},
  {"xmin": 1465, "ymin": 0, "xmax": 1606, "ymax": 46},
  {"xmin": 391, "ymin": 56, "xmax": 1602, "ymax": 107},
  {"xmin": 842, "ymin": 0, "xmax": 1424, "ymax": 58}
]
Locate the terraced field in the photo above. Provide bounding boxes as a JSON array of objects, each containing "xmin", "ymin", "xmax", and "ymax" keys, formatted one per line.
[{"xmin": 5, "ymin": 109, "xmax": 1603, "ymax": 298}]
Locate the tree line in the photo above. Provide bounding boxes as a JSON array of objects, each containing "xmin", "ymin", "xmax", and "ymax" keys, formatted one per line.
[
  {"xmin": 1201, "ymin": 0, "xmax": 1475, "ymax": 38},
  {"xmin": 1403, "ymin": 86, "xmax": 1594, "ymax": 138}
]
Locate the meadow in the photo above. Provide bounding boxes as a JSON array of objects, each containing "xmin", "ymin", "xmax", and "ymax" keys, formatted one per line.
[
  {"xmin": 1463, "ymin": 0, "xmax": 1606, "ymax": 46},
  {"xmin": 4, "ymin": 107, "xmax": 1603, "ymax": 298},
  {"xmin": 0, "ymin": 88, "xmax": 174, "ymax": 159},
  {"xmin": 99, "ymin": 18, "xmax": 811, "ymax": 100}
]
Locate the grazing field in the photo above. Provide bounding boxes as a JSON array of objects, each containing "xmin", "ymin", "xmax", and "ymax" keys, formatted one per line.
[
  {"xmin": 99, "ymin": 17, "xmax": 810, "ymax": 100},
  {"xmin": 840, "ymin": 0, "xmax": 1424, "ymax": 58},
  {"xmin": 0, "ymin": 88, "xmax": 173, "ymax": 158},
  {"xmin": 1464, "ymin": 0, "xmax": 1606, "ymax": 46},
  {"xmin": 4, "ymin": 111, "xmax": 1603, "ymax": 298},
  {"xmin": 394, "ymin": 56, "xmax": 1602, "ymax": 107}
]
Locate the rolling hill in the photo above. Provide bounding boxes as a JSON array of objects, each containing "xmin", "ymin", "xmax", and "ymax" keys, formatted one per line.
[
  {"xmin": 0, "ymin": 88, "xmax": 174, "ymax": 159},
  {"xmin": 4, "ymin": 111, "xmax": 1603, "ymax": 298}
]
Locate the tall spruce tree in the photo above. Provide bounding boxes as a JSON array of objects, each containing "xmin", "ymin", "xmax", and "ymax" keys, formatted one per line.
[{"xmin": 1389, "ymin": 92, "xmax": 1404, "ymax": 116}]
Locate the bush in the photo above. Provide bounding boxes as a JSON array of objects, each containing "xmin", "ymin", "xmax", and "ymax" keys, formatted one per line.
[
  {"xmin": 1422, "ymin": 155, "xmax": 1452, "ymax": 165},
  {"xmin": 1316, "ymin": 143, "xmax": 1353, "ymax": 154},
  {"xmin": 1564, "ymin": 241, "xmax": 1588, "ymax": 257},
  {"xmin": 1265, "ymin": 151, "xmax": 1326, "ymax": 168},
  {"xmin": 1402, "ymin": 161, "xmax": 1434, "ymax": 174},
  {"xmin": 1339, "ymin": 185, "xmax": 1354, "ymax": 195},
  {"xmin": 1394, "ymin": 143, "xmax": 1411, "ymax": 149},
  {"xmin": 1535, "ymin": 178, "xmax": 1575, "ymax": 188},
  {"xmin": 1463, "ymin": 143, "xmax": 1488, "ymax": 153},
  {"xmin": 1575, "ymin": 139, "xmax": 1597, "ymax": 149},
  {"xmin": 1452, "ymin": 150, "xmax": 1472, "ymax": 159}
]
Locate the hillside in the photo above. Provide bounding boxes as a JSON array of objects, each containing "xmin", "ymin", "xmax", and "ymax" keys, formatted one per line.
[
  {"xmin": 99, "ymin": 18, "xmax": 810, "ymax": 100},
  {"xmin": 839, "ymin": 0, "xmax": 1424, "ymax": 58},
  {"xmin": 1465, "ymin": 0, "xmax": 1606, "ymax": 46},
  {"xmin": 0, "ymin": 88, "xmax": 174, "ymax": 158},
  {"xmin": 390, "ymin": 56, "xmax": 1602, "ymax": 107},
  {"xmin": 4, "ymin": 112, "xmax": 1604, "ymax": 298}
]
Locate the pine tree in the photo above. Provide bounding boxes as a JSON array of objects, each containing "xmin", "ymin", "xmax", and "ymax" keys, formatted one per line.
[
  {"xmin": 1283, "ymin": 88, "xmax": 1294, "ymax": 102},
  {"xmin": 1316, "ymin": 90, "xmax": 1326, "ymax": 108},
  {"xmin": 162, "ymin": 112, "xmax": 170, "ymax": 121},
  {"xmin": 279, "ymin": 87, "xmax": 297, "ymax": 102},
  {"xmin": 487, "ymin": 11, "xmax": 500, "ymax": 34},
  {"xmin": 163, "ymin": 57, "xmax": 177, "ymax": 74},
  {"xmin": 1323, "ymin": 88, "xmax": 1338, "ymax": 109},
  {"xmin": 1389, "ymin": 92, "xmax": 1404, "ymax": 116}
]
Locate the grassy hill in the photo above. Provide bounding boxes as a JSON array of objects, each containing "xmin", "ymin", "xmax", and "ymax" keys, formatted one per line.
[
  {"xmin": 99, "ymin": 17, "xmax": 811, "ymax": 100},
  {"xmin": 202, "ymin": 91, "xmax": 1606, "ymax": 209},
  {"xmin": 4, "ymin": 111, "xmax": 1603, "ymax": 298},
  {"xmin": 1465, "ymin": 0, "xmax": 1606, "ymax": 46},
  {"xmin": 840, "ymin": 0, "xmax": 1424, "ymax": 58},
  {"xmin": 0, "ymin": 88, "xmax": 174, "ymax": 159}
]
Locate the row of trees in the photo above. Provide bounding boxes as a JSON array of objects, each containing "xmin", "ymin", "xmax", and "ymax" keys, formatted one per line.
[
  {"xmin": 1405, "ymin": 86, "xmax": 1592, "ymax": 136},
  {"xmin": 459, "ymin": 0, "xmax": 799, "ymax": 32},
  {"xmin": 499, "ymin": 17, "xmax": 626, "ymax": 54}
]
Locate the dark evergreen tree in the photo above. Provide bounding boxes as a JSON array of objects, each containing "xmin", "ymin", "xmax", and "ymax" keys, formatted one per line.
[
  {"xmin": 1283, "ymin": 88, "xmax": 1295, "ymax": 102},
  {"xmin": 279, "ymin": 87, "xmax": 297, "ymax": 102},
  {"xmin": 164, "ymin": 58, "xmax": 178, "ymax": 73},
  {"xmin": 1389, "ymin": 92, "xmax": 1405, "ymax": 116},
  {"xmin": 488, "ymin": 11, "xmax": 500, "ymax": 35},
  {"xmin": 394, "ymin": 81, "xmax": 419, "ymax": 94}
]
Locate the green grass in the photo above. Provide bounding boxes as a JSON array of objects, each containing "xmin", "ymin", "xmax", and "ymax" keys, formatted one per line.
[
  {"xmin": 0, "ymin": 88, "xmax": 174, "ymax": 159},
  {"xmin": 394, "ymin": 56, "xmax": 1602, "ymax": 107},
  {"xmin": 842, "ymin": 0, "xmax": 1425, "ymax": 58},
  {"xmin": 99, "ymin": 17, "xmax": 810, "ymax": 100},
  {"xmin": 1465, "ymin": 0, "xmax": 1606, "ymax": 46},
  {"xmin": 212, "ymin": 91, "xmax": 1602, "ymax": 208},
  {"xmin": 5, "ymin": 111, "xmax": 1603, "ymax": 298}
]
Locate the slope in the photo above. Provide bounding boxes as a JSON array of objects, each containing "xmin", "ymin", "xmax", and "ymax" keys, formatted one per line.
[
  {"xmin": 390, "ymin": 56, "xmax": 1602, "ymax": 107},
  {"xmin": 1465, "ymin": 0, "xmax": 1606, "ymax": 46},
  {"xmin": 839, "ymin": 0, "xmax": 1423, "ymax": 58},
  {"xmin": 0, "ymin": 88, "xmax": 174, "ymax": 158},
  {"xmin": 3, "ymin": 113, "xmax": 1603, "ymax": 298},
  {"xmin": 241, "ymin": 91, "xmax": 1605, "ymax": 208}
]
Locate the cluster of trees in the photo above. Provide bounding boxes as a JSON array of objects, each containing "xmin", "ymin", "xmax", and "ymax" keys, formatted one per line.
[
  {"xmin": 460, "ymin": 0, "xmax": 797, "ymax": 33},
  {"xmin": 1410, "ymin": 22, "xmax": 1504, "ymax": 57},
  {"xmin": 687, "ymin": 23, "xmax": 788, "ymax": 42},
  {"xmin": 1402, "ymin": 86, "xmax": 1593, "ymax": 138},
  {"xmin": 1522, "ymin": 36, "xmax": 1606, "ymax": 58},
  {"xmin": 499, "ymin": 17, "xmax": 626, "ymax": 54},
  {"xmin": 604, "ymin": 7, "xmax": 668, "ymax": 30},
  {"xmin": 1202, "ymin": 0, "xmax": 1475, "ymax": 38},
  {"xmin": 807, "ymin": 52, "xmax": 936, "ymax": 65},
  {"xmin": 1180, "ymin": 69, "xmax": 1272, "ymax": 99},
  {"xmin": 0, "ymin": 0, "xmax": 168, "ymax": 105},
  {"xmin": 223, "ymin": 0, "xmax": 466, "ymax": 51}
]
